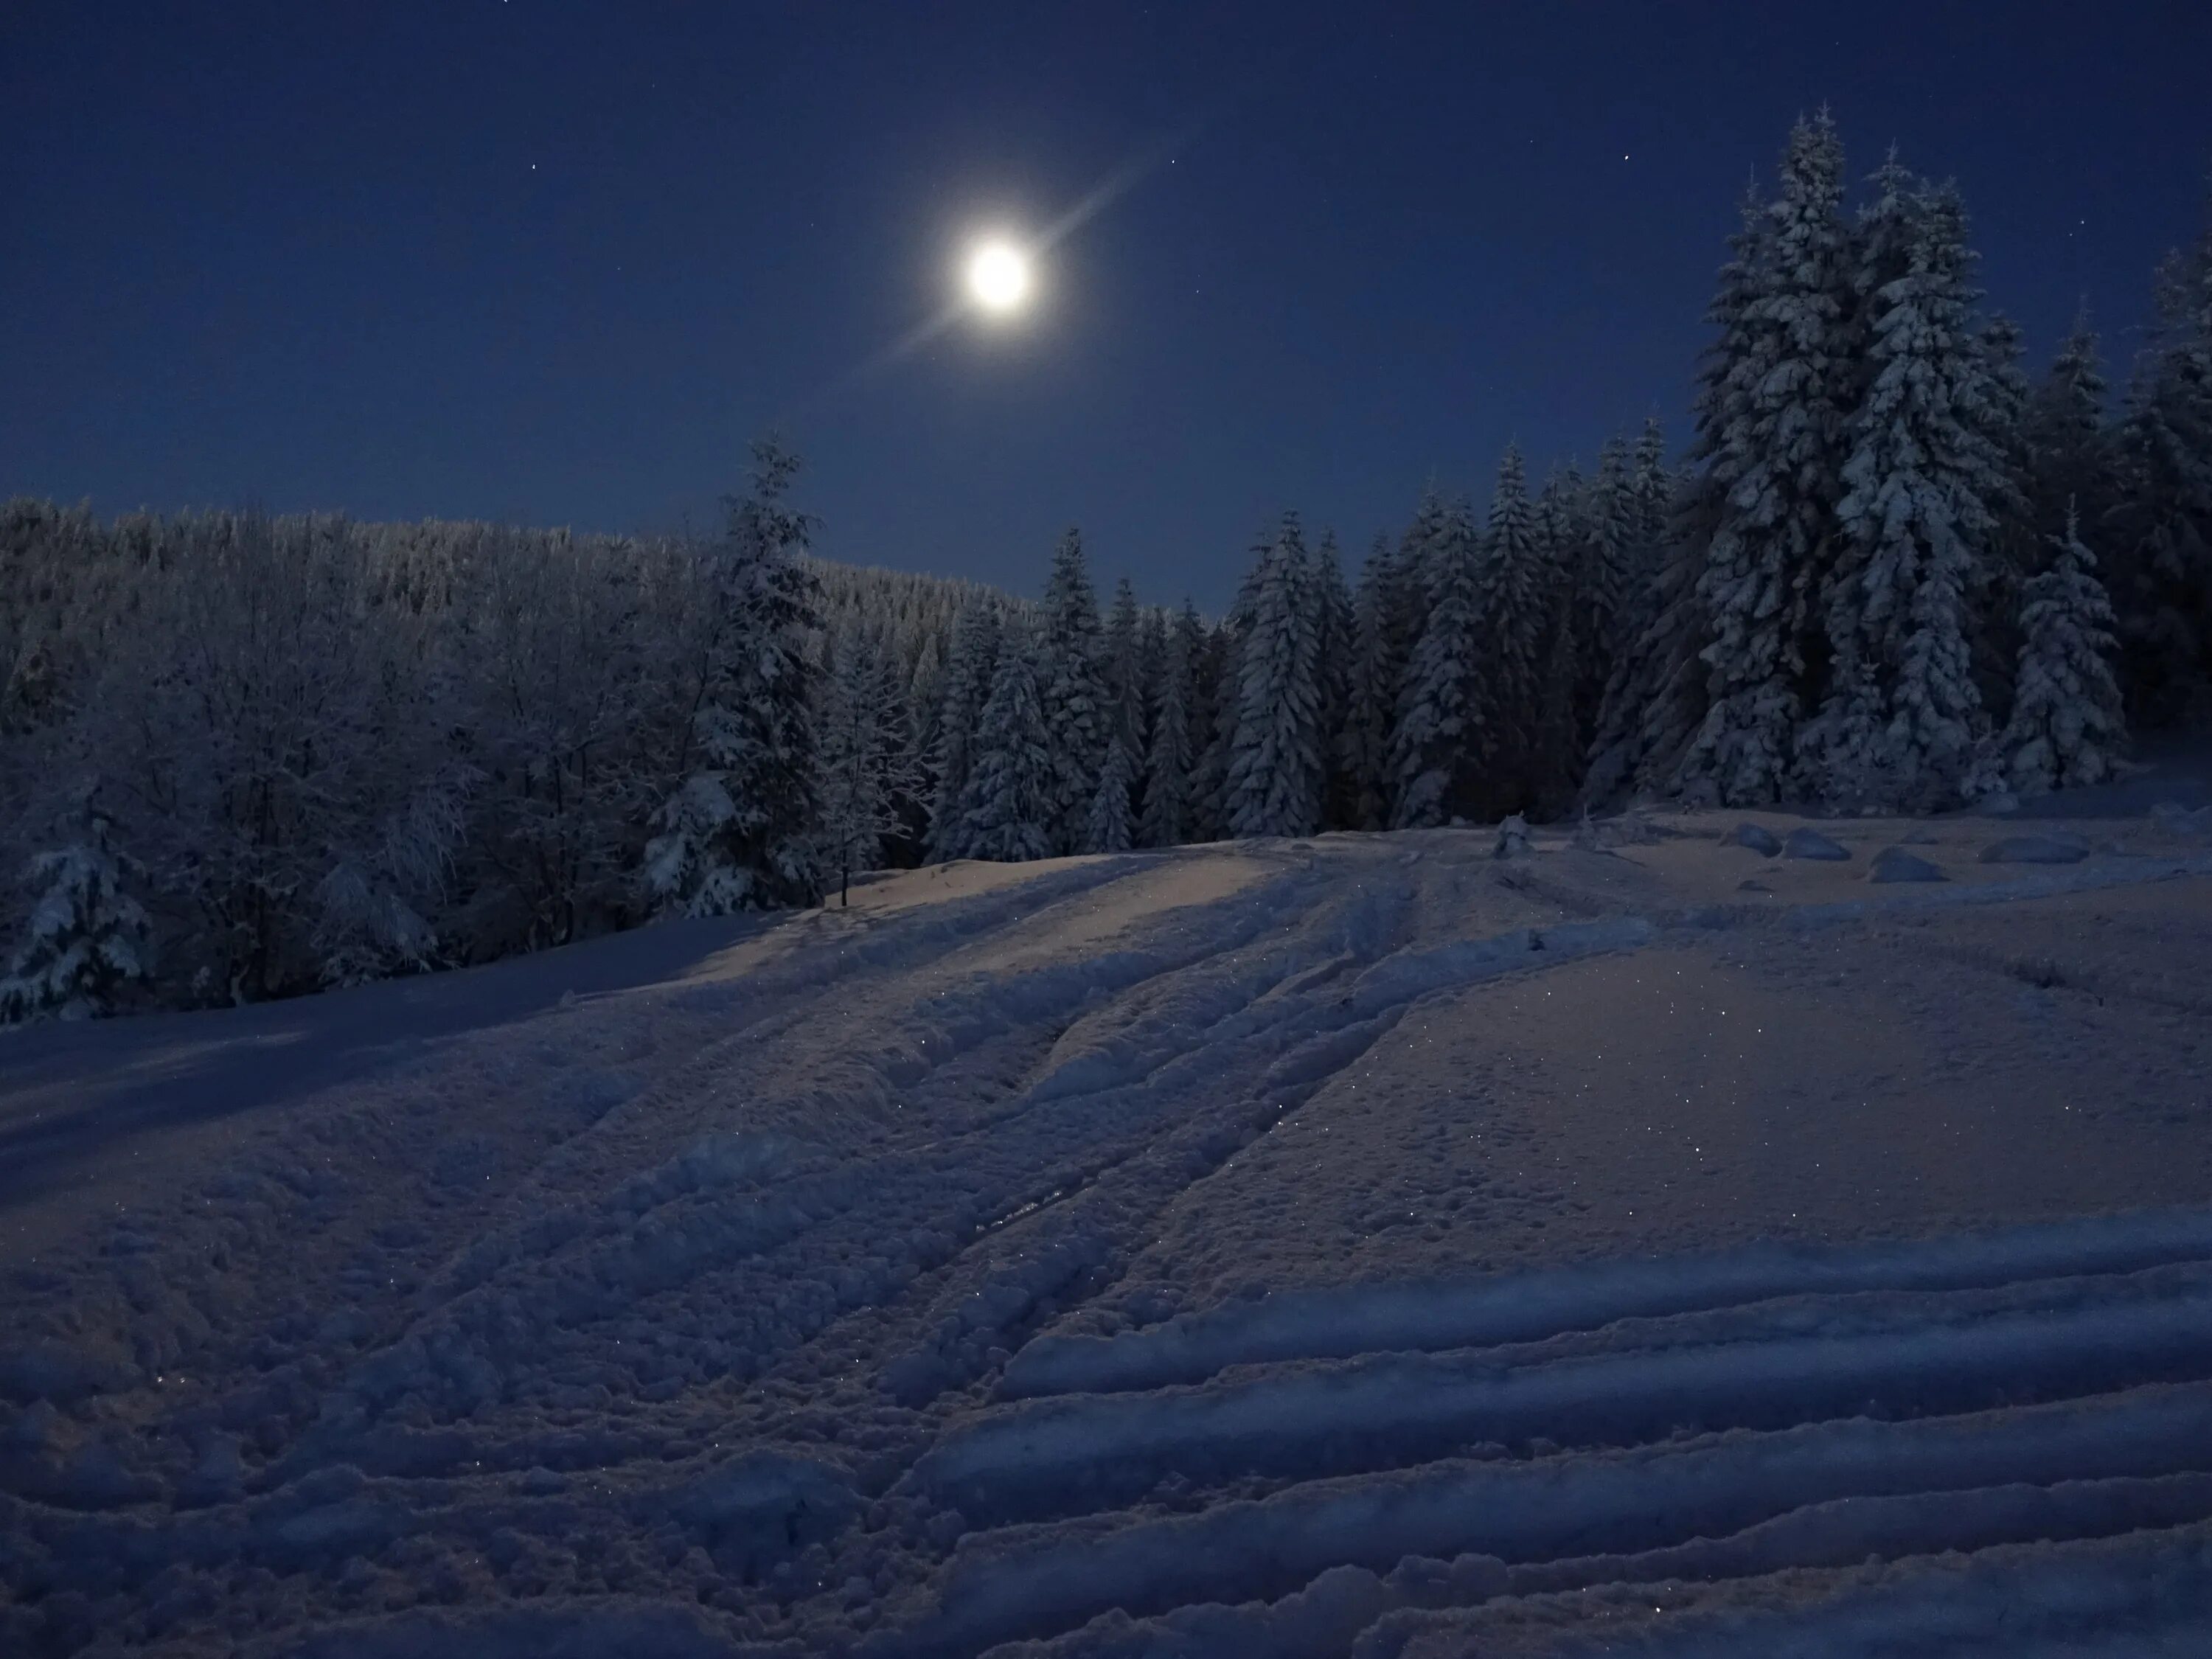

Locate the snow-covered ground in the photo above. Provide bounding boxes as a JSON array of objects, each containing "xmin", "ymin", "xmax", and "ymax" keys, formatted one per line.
[{"xmin": 6, "ymin": 796, "xmax": 2212, "ymax": 1657}]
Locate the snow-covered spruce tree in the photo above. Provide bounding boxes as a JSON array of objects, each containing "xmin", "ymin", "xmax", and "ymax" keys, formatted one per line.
[
  {"xmin": 954, "ymin": 624, "xmax": 1056, "ymax": 863},
  {"xmin": 0, "ymin": 799, "xmax": 154, "ymax": 1025},
  {"xmin": 814, "ymin": 633, "xmax": 915, "ymax": 906},
  {"xmin": 645, "ymin": 438, "xmax": 824, "ymax": 914},
  {"xmin": 1531, "ymin": 467, "xmax": 1587, "ymax": 814},
  {"xmin": 1969, "ymin": 313, "xmax": 2038, "ymax": 723},
  {"xmin": 1036, "ymin": 529, "xmax": 1108, "ymax": 855},
  {"xmin": 1104, "ymin": 576, "xmax": 1147, "ymax": 757},
  {"xmin": 1138, "ymin": 602, "xmax": 1200, "ymax": 848},
  {"xmin": 1478, "ymin": 445, "xmax": 1545, "ymax": 818},
  {"xmin": 1225, "ymin": 515, "xmax": 1326, "ymax": 838},
  {"xmin": 1826, "ymin": 182, "xmax": 2008, "ymax": 810},
  {"xmin": 925, "ymin": 599, "xmax": 1002, "ymax": 861},
  {"xmin": 2104, "ymin": 221, "xmax": 2212, "ymax": 727},
  {"xmin": 2003, "ymin": 502, "xmax": 2128, "ymax": 796},
  {"xmin": 1083, "ymin": 728, "xmax": 1135, "ymax": 853},
  {"xmin": 1575, "ymin": 436, "xmax": 1634, "ymax": 742},
  {"xmin": 1344, "ymin": 533, "xmax": 1407, "ymax": 830},
  {"xmin": 1391, "ymin": 495, "xmax": 1485, "ymax": 827},
  {"xmin": 1584, "ymin": 417, "xmax": 1691, "ymax": 807},
  {"xmin": 2028, "ymin": 312, "xmax": 2117, "ymax": 550},
  {"xmin": 1676, "ymin": 114, "xmax": 1855, "ymax": 807},
  {"xmin": 1309, "ymin": 529, "xmax": 1358, "ymax": 830},
  {"xmin": 1793, "ymin": 147, "xmax": 1926, "ymax": 799},
  {"xmin": 1193, "ymin": 547, "xmax": 1268, "ymax": 842}
]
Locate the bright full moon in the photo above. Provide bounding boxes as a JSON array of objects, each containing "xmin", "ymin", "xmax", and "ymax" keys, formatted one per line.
[{"xmin": 966, "ymin": 240, "xmax": 1032, "ymax": 313}]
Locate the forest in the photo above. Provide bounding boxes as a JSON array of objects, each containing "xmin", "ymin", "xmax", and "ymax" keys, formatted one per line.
[{"xmin": 2, "ymin": 111, "xmax": 2208, "ymax": 1022}]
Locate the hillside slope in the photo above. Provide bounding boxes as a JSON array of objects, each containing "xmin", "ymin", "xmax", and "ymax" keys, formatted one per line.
[{"xmin": 4, "ymin": 804, "xmax": 2212, "ymax": 1656}]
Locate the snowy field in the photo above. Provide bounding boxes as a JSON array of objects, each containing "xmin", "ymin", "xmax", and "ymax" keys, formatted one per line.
[{"xmin": 6, "ymin": 795, "xmax": 2212, "ymax": 1656}]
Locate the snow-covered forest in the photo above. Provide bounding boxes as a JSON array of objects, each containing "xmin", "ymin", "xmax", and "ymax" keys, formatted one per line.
[{"xmin": 3, "ymin": 113, "xmax": 2208, "ymax": 1023}]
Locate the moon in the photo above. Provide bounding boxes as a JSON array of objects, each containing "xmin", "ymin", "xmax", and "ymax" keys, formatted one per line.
[{"xmin": 965, "ymin": 240, "xmax": 1032, "ymax": 314}]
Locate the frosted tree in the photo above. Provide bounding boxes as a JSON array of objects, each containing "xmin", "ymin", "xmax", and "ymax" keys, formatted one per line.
[
  {"xmin": 0, "ymin": 799, "xmax": 154, "ymax": 1025},
  {"xmin": 1826, "ymin": 182, "xmax": 2008, "ymax": 810},
  {"xmin": 2027, "ymin": 312, "xmax": 2115, "ymax": 547},
  {"xmin": 925, "ymin": 599, "xmax": 1002, "ymax": 861},
  {"xmin": 1192, "ymin": 549, "xmax": 1268, "ymax": 843},
  {"xmin": 1036, "ymin": 529, "xmax": 1108, "ymax": 854},
  {"xmin": 1103, "ymin": 575, "xmax": 1147, "ymax": 758},
  {"xmin": 1531, "ymin": 467, "xmax": 1587, "ymax": 812},
  {"xmin": 1793, "ymin": 148, "xmax": 1926, "ymax": 797},
  {"xmin": 954, "ymin": 625, "xmax": 1056, "ymax": 863},
  {"xmin": 1677, "ymin": 114, "xmax": 1854, "ymax": 805},
  {"xmin": 1576, "ymin": 437, "xmax": 1634, "ymax": 736},
  {"xmin": 2003, "ymin": 502, "xmax": 2127, "ymax": 796},
  {"xmin": 815, "ymin": 634, "xmax": 915, "ymax": 905},
  {"xmin": 1478, "ymin": 445, "xmax": 1545, "ymax": 817},
  {"xmin": 1225, "ymin": 515, "xmax": 1326, "ymax": 838},
  {"xmin": 646, "ymin": 438, "xmax": 824, "ymax": 914},
  {"xmin": 1138, "ymin": 602, "xmax": 1200, "ymax": 847},
  {"xmin": 1344, "ymin": 533, "xmax": 1408, "ymax": 830},
  {"xmin": 1391, "ymin": 496, "xmax": 1484, "ymax": 827},
  {"xmin": 2105, "ymin": 220, "xmax": 2212, "ymax": 726},
  {"xmin": 1585, "ymin": 417, "xmax": 1691, "ymax": 806},
  {"xmin": 1083, "ymin": 728, "xmax": 1135, "ymax": 852},
  {"xmin": 1309, "ymin": 529, "xmax": 1358, "ymax": 829}
]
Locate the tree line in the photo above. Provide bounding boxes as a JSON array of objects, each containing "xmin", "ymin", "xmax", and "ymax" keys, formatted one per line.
[{"xmin": 3, "ymin": 111, "xmax": 2208, "ymax": 1021}]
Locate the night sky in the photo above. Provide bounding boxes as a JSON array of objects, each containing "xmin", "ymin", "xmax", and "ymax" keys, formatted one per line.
[{"xmin": 4, "ymin": 2, "xmax": 2208, "ymax": 610}]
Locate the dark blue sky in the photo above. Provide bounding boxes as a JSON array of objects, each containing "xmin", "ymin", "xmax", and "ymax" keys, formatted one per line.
[{"xmin": 4, "ymin": 2, "xmax": 2207, "ymax": 609}]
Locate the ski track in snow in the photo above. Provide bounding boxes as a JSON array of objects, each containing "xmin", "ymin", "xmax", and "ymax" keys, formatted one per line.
[{"xmin": 4, "ymin": 820, "xmax": 2212, "ymax": 1656}]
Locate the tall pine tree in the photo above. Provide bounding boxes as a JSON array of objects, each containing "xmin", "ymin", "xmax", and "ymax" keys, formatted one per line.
[
  {"xmin": 2003, "ymin": 502, "xmax": 2128, "ymax": 796},
  {"xmin": 1037, "ymin": 529, "xmax": 1109, "ymax": 855},
  {"xmin": 1826, "ymin": 182, "xmax": 2008, "ymax": 809},
  {"xmin": 1225, "ymin": 515, "xmax": 1326, "ymax": 838},
  {"xmin": 2106, "ymin": 215, "xmax": 2212, "ymax": 726},
  {"xmin": 1139, "ymin": 602, "xmax": 1202, "ymax": 847},
  {"xmin": 645, "ymin": 438, "xmax": 824, "ymax": 913},
  {"xmin": 956, "ymin": 625, "xmax": 1056, "ymax": 863},
  {"xmin": 1677, "ymin": 114, "xmax": 1854, "ymax": 806},
  {"xmin": 1391, "ymin": 496, "xmax": 1485, "ymax": 827},
  {"xmin": 925, "ymin": 599, "xmax": 1002, "ymax": 861},
  {"xmin": 1478, "ymin": 445, "xmax": 1545, "ymax": 817}
]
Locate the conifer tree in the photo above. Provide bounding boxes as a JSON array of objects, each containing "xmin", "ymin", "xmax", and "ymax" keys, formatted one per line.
[
  {"xmin": 1577, "ymin": 437, "xmax": 1634, "ymax": 736},
  {"xmin": 1225, "ymin": 515, "xmax": 1326, "ymax": 838},
  {"xmin": 645, "ymin": 438, "xmax": 824, "ymax": 914},
  {"xmin": 1345, "ymin": 533, "xmax": 1410, "ymax": 830},
  {"xmin": 2003, "ymin": 502, "xmax": 2128, "ymax": 796},
  {"xmin": 1677, "ymin": 114, "xmax": 1854, "ymax": 805},
  {"xmin": 1391, "ymin": 497, "xmax": 1484, "ymax": 827},
  {"xmin": 1084, "ymin": 728, "xmax": 1135, "ymax": 853},
  {"xmin": 1037, "ymin": 530, "xmax": 1109, "ymax": 855},
  {"xmin": 2105, "ymin": 218, "xmax": 2212, "ymax": 726},
  {"xmin": 0, "ymin": 798, "xmax": 155, "ymax": 1025},
  {"xmin": 1584, "ymin": 417, "xmax": 1690, "ymax": 806},
  {"xmin": 956, "ymin": 626, "xmax": 1055, "ymax": 863},
  {"xmin": 1103, "ymin": 575, "xmax": 1146, "ymax": 757},
  {"xmin": 925, "ymin": 599, "xmax": 1001, "ymax": 861},
  {"xmin": 815, "ymin": 633, "xmax": 915, "ymax": 905},
  {"xmin": 2028, "ymin": 313, "xmax": 2116, "ymax": 548},
  {"xmin": 1826, "ymin": 183, "xmax": 2008, "ymax": 809},
  {"xmin": 1532, "ymin": 467, "xmax": 1587, "ymax": 812},
  {"xmin": 1479, "ymin": 445, "xmax": 1545, "ymax": 817},
  {"xmin": 1139, "ymin": 602, "xmax": 1201, "ymax": 847},
  {"xmin": 1309, "ymin": 529, "xmax": 1358, "ymax": 829}
]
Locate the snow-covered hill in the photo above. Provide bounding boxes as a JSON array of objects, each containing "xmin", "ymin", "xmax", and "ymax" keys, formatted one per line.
[{"xmin": 5, "ymin": 803, "xmax": 2212, "ymax": 1656}]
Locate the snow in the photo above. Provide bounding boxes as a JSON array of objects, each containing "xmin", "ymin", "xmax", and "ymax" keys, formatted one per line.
[
  {"xmin": 1868, "ymin": 846, "xmax": 1947, "ymax": 883},
  {"xmin": 1723, "ymin": 821, "xmax": 1784, "ymax": 855},
  {"xmin": 1981, "ymin": 834, "xmax": 2091, "ymax": 864},
  {"xmin": 4, "ymin": 801, "xmax": 2212, "ymax": 1655}
]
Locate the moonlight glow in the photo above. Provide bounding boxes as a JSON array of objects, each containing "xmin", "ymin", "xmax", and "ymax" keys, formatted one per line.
[{"xmin": 966, "ymin": 240, "xmax": 1032, "ymax": 313}]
